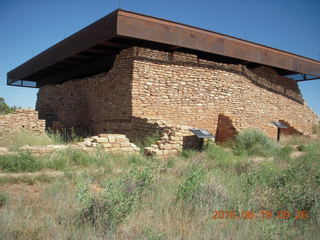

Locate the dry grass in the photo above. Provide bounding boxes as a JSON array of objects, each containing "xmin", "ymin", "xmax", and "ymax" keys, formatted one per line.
[
  {"xmin": 0, "ymin": 132, "xmax": 319, "ymax": 239},
  {"xmin": 0, "ymin": 130, "xmax": 64, "ymax": 150}
]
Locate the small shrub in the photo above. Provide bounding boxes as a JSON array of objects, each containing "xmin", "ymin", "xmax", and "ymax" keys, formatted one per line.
[
  {"xmin": 75, "ymin": 176, "xmax": 91, "ymax": 204},
  {"xmin": 80, "ymin": 167, "xmax": 153, "ymax": 229},
  {"xmin": 0, "ymin": 191, "xmax": 9, "ymax": 207},
  {"xmin": 244, "ymin": 150, "xmax": 320, "ymax": 216},
  {"xmin": 234, "ymin": 128, "xmax": 276, "ymax": 157},
  {"xmin": 177, "ymin": 163, "xmax": 206, "ymax": 202},
  {"xmin": 0, "ymin": 151, "xmax": 42, "ymax": 172}
]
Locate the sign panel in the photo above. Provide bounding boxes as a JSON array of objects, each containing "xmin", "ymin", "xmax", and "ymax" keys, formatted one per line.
[
  {"xmin": 189, "ymin": 129, "xmax": 215, "ymax": 138},
  {"xmin": 272, "ymin": 121, "xmax": 288, "ymax": 129}
]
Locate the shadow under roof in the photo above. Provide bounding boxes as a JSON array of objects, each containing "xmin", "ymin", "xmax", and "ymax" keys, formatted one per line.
[{"xmin": 7, "ymin": 9, "xmax": 320, "ymax": 88}]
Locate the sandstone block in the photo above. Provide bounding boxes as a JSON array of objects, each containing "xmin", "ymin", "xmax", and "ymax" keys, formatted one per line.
[
  {"xmin": 96, "ymin": 137, "xmax": 109, "ymax": 143},
  {"xmin": 102, "ymin": 143, "xmax": 112, "ymax": 148},
  {"xmin": 108, "ymin": 136, "xmax": 116, "ymax": 142},
  {"xmin": 120, "ymin": 142, "xmax": 131, "ymax": 147},
  {"xmin": 112, "ymin": 143, "xmax": 121, "ymax": 148}
]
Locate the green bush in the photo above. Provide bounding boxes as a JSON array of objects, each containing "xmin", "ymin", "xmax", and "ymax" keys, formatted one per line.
[
  {"xmin": 234, "ymin": 128, "xmax": 276, "ymax": 157},
  {"xmin": 177, "ymin": 163, "xmax": 206, "ymax": 202},
  {"xmin": 0, "ymin": 151, "xmax": 43, "ymax": 172},
  {"xmin": 244, "ymin": 151, "xmax": 320, "ymax": 219},
  {"xmin": 80, "ymin": 167, "xmax": 153, "ymax": 229}
]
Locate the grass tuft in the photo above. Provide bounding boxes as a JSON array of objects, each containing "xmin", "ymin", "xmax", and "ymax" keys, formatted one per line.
[
  {"xmin": 234, "ymin": 128, "xmax": 277, "ymax": 157},
  {"xmin": 0, "ymin": 151, "xmax": 42, "ymax": 172}
]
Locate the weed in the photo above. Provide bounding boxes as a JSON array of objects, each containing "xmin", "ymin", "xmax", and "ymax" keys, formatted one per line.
[
  {"xmin": 177, "ymin": 163, "xmax": 206, "ymax": 202},
  {"xmin": 75, "ymin": 176, "xmax": 91, "ymax": 204},
  {"xmin": 80, "ymin": 167, "xmax": 153, "ymax": 229},
  {"xmin": 0, "ymin": 151, "xmax": 42, "ymax": 172}
]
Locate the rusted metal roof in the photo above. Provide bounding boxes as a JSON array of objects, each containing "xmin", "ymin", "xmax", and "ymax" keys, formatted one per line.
[{"xmin": 7, "ymin": 9, "xmax": 320, "ymax": 87}]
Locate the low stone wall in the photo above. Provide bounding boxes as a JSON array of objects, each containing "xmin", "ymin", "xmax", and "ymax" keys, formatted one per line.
[
  {"xmin": 16, "ymin": 134, "xmax": 140, "ymax": 156},
  {"xmin": 0, "ymin": 109, "xmax": 45, "ymax": 140},
  {"xmin": 137, "ymin": 118, "xmax": 201, "ymax": 156},
  {"xmin": 81, "ymin": 134, "xmax": 140, "ymax": 153}
]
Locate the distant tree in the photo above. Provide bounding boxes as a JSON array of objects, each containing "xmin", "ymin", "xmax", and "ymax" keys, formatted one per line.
[{"xmin": 0, "ymin": 97, "xmax": 16, "ymax": 114}]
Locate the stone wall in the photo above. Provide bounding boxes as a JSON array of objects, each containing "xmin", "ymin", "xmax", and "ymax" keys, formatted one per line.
[
  {"xmin": 37, "ymin": 46, "xmax": 318, "ymax": 143},
  {"xmin": 143, "ymin": 121, "xmax": 201, "ymax": 156},
  {"xmin": 131, "ymin": 47, "xmax": 317, "ymax": 141},
  {"xmin": 36, "ymin": 48, "xmax": 134, "ymax": 134},
  {"xmin": 81, "ymin": 134, "xmax": 140, "ymax": 153},
  {"xmin": 0, "ymin": 109, "xmax": 45, "ymax": 140}
]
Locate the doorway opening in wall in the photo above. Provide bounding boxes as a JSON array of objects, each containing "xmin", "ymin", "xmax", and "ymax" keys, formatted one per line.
[{"xmin": 215, "ymin": 114, "xmax": 237, "ymax": 143}]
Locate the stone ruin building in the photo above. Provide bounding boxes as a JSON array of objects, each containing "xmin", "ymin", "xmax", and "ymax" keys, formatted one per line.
[{"xmin": 7, "ymin": 10, "xmax": 320, "ymax": 154}]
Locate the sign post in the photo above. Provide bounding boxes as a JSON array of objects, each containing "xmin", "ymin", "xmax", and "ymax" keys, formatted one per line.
[
  {"xmin": 189, "ymin": 129, "xmax": 215, "ymax": 150},
  {"xmin": 271, "ymin": 122, "xmax": 288, "ymax": 142}
]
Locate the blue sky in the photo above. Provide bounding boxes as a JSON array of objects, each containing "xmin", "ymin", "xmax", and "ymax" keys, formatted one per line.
[{"xmin": 0, "ymin": 0, "xmax": 319, "ymax": 114}]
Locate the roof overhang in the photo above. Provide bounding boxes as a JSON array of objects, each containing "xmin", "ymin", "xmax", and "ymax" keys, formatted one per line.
[{"xmin": 7, "ymin": 9, "xmax": 320, "ymax": 88}]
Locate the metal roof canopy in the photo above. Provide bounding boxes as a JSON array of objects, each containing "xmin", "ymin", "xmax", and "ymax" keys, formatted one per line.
[{"xmin": 7, "ymin": 9, "xmax": 320, "ymax": 88}]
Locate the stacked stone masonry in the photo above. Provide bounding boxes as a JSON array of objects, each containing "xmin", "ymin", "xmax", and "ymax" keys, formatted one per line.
[
  {"xmin": 135, "ymin": 118, "xmax": 201, "ymax": 156},
  {"xmin": 37, "ymin": 46, "xmax": 318, "ymax": 144},
  {"xmin": 16, "ymin": 134, "xmax": 140, "ymax": 156},
  {"xmin": 81, "ymin": 134, "xmax": 140, "ymax": 153},
  {"xmin": 0, "ymin": 109, "xmax": 45, "ymax": 140}
]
